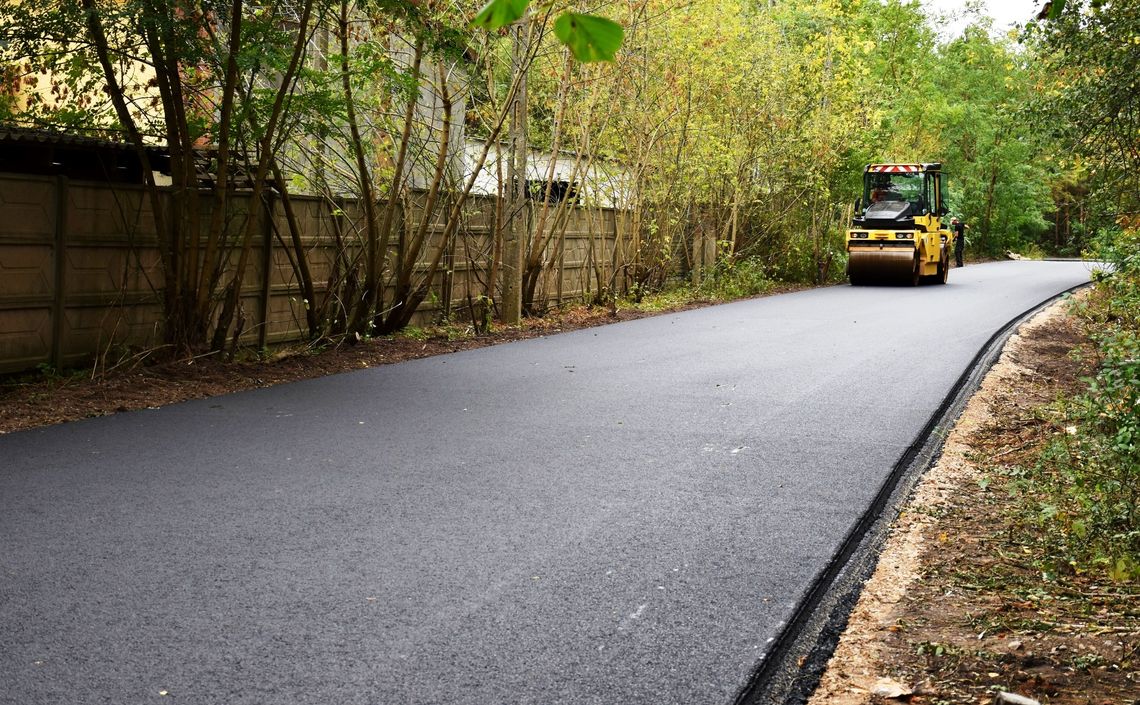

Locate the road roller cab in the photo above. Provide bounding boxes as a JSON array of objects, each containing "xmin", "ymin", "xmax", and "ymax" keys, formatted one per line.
[{"xmin": 847, "ymin": 163, "xmax": 952, "ymax": 286}]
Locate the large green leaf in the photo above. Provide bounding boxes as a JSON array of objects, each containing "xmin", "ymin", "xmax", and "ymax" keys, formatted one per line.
[
  {"xmin": 553, "ymin": 12, "xmax": 624, "ymax": 62},
  {"xmin": 472, "ymin": 0, "xmax": 529, "ymax": 30}
]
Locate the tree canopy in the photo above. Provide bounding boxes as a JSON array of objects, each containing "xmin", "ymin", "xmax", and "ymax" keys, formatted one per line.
[{"xmin": 0, "ymin": 0, "xmax": 1134, "ymax": 333}]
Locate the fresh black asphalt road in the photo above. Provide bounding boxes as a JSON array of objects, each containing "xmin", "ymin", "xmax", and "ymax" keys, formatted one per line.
[{"xmin": 1, "ymin": 261, "xmax": 1093, "ymax": 705}]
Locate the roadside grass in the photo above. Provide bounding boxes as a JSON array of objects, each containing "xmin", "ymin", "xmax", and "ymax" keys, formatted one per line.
[
  {"xmin": 396, "ymin": 256, "xmax": 795, "ymax": 342},
  {"xmin": 908, "ymin": 224, "xmax": 1140, "ymax": 702},
  {"xmin": 819, "ymin": 292, "xmax": 1139, "ymax": 705},
  {"xmin": 1009, "ymin": 225, "xmax": 1140, "ymax": 583}
]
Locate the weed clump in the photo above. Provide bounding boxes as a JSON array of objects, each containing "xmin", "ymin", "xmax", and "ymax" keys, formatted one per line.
[{"xmin": 1021, "ymin": 223, "xmax": 1140, "ymax": 581}]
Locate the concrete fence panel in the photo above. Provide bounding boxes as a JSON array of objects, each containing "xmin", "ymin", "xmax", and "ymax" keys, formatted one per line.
[
  {"xmin": 0, "ymin": 175, "xmax": 58, "ymax": 373},
  {"xmin": 0, "ymin": 173, "xmax": 634, "ymax": 374}
]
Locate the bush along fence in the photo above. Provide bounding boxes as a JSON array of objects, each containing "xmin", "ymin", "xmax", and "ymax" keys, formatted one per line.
[{"xmin": 0, "ymin": 172, "xmax": 635, "ymax": 375}]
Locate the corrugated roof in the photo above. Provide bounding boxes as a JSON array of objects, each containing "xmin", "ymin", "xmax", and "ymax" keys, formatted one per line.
[{"xmin": 0, "ymin": 125, "xmax": 145, "ymax": 150}]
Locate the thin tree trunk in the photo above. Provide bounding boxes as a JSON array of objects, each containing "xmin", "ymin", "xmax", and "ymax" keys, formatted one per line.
[
  {"xmin": 195, "ymin": 0, "xmax": 244, "ymax": 334},
  {"xmin": 269, "ymin": 158, "xmax": 319, "ymax": 337},
  {"xmin": 378, "ymin": 63, "xmax": 454, "ymax": 332},
  {"xmin": 138, "ymin": 1, "xmax": 199, "ymax": 335},
  {"xmin": 521, "ymin": 50, "xmax": 572, "ymax": 314},
  {"xmin": 981, "ymin": 133, "xmax": 1004, "ymax": 254},
  {"xmin": 337, "ymin": 0, "xmax": 380, "ymax": 337},
  {"xmin": 383, "ymin": 45, "xmax": 534, "ymax": 332},
  {"xmin": 212, "ymin": 0, "xmax": 316, "ymax": 353},
  {"xmin": 501, "ymin": 17, "xmax": 531, "ymax": 325},
  {"xmin": 80, "ymin": 0, "xmax": 184, "ymax": 340},
  {"xmin": 344, "ymin": 38, "xmax": 423, "ymax": 335}
]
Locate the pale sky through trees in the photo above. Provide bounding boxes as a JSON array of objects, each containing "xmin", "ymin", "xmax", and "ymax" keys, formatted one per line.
[{"xmin": 922, "ymin": 0, "xmax": 1047, "ymax": 37}]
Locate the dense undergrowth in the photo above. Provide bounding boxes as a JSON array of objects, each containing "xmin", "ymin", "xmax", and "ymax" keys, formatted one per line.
[
  {"xmin": 1016, "ymin": 223, "xmax": 1140, "ymax": 581},
  {"xmin": 643, "ymin": 256, "xmax": 781, "ymax": 309}
]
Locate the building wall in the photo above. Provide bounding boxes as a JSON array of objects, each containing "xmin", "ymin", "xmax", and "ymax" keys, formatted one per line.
[{"xmin": 462, "ymin": 141, "xmax": 633, "ymax": 209}]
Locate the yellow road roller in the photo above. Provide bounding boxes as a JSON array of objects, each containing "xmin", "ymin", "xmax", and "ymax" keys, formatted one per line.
[{"xmin": 847, "ymin": 163, "xmax": 952, "ymax": 286}]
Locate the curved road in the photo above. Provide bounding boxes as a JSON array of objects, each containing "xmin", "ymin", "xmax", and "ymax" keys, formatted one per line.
[{"xmin": 0, "ymin": 261, "xmax": 1093, "ymax": 705}]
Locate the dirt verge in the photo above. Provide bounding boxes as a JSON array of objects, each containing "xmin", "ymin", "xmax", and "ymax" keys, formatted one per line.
[
  {"xmin": 807, "ymin": 291, "xmax": 1138, "ymax": 705},
  {"xmin": 0, "ymin": 290, "xmax": 814, "ymax": 435}
]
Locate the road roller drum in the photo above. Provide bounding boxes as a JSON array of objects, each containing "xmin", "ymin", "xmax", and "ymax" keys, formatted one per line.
[{"xmin": 847, "ymin": 247, "xmax": 916, "ymax": 285}]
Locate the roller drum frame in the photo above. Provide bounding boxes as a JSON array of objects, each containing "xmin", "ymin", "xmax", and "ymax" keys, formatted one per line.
[{"xmin": 847, "ymin": 247, "xmax": 917, "ymax": 285}]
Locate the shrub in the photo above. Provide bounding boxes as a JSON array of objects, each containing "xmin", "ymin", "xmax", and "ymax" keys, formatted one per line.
[
  {"xmin": 696, "ymin": 256, "xmax": 775, "ymax": 300},
  {"xmin": 1029, "ymin": 224, "xmax": 1140, "ymax": 580}
]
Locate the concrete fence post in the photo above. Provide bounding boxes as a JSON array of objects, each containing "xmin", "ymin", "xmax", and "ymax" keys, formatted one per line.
[
  {"xmin": 50, "ymin": 175, "xmax": 68, "ymax": 369},
  {"xmin": 258, "ymin": 192, "xmax": 274, "ymax": 350}
]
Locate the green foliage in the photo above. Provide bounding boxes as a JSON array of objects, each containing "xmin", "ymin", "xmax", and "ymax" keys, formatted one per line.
[
  {"xmin": 1, "ymin": 0, "xmax": 135, "ymax": 134},
  {"xmin": 398, "ymin": 325, "xmax": 429, "ymax": 341},
  {"xmin": 695, "ymin": 256, "xmax": 775, "ymax": 300},
  {"xmin": 1025, "ymin": 0, "xmax": 1140, "ymax": 240},
  {"xmin": 629, "ymin": 285, "xmax": 697, "ymax": 313},
  {"xmin": 1014, "ymin": 242, "xmax": 1047, "ymax": 260},
  {"xmin": 1022, "ymin": 225, "xmax": 1140, "ymax": 580},
  {"xmin": 472, "ymin": 0, "xmax": 530, "ymax": 30},
  {"xmin": 3, "ymin": 0, "xmax": 1124, "ymax": 341},
  {"xmin": 553, "ymin": 13, "xmax": 623, "ymax": 63},
  {"xmin": 516, "ymin": 0, "xmax": 1073, "ymax": 292},
  {"xmin": 472, "ymin": 0, "xmax": 623, "ymax": 63},
  {"xmin": 871, "ymin": 16, "xmax": 1056, "ymax": 256}
]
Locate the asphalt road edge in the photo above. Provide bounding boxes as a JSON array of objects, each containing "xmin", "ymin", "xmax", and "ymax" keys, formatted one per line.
[{"xmin": 732, "ymin": 281, "xmax": 1093, "ymax": 705}]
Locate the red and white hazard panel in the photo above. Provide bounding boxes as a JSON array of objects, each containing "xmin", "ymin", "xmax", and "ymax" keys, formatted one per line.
[{"xmin": 867, "ymin": 164, "xmax": 922, "ymax": 173}]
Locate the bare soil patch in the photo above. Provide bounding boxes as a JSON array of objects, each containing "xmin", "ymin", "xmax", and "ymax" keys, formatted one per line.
[{"xmin": 808, "ymin": 292, "xmax": 1139, "ymax": 705}]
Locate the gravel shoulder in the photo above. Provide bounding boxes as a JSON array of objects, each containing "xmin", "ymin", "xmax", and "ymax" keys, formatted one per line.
[{"xmin": 807, "ymin": 291, "xmax": 1138, "ymax": 705}]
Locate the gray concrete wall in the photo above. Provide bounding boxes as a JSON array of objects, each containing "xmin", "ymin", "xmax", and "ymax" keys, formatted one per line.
[{"xmin": 0, "ymin": 173, "xmax": 627, "ymax": 374}]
